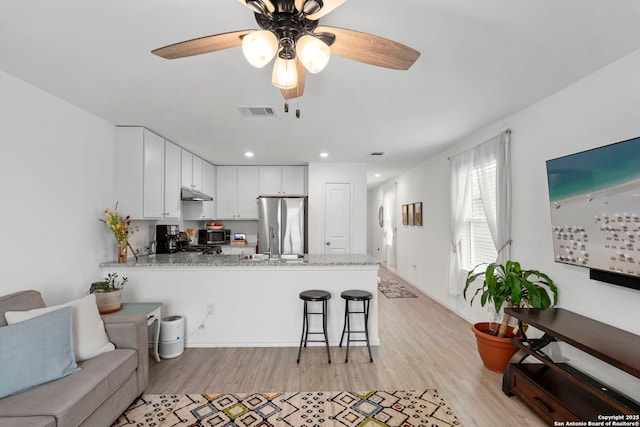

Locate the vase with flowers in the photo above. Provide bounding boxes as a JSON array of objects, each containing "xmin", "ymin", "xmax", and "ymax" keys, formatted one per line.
[{"xmin": 100, "ymin": 202, "xmax": 136, "ymax": 263}]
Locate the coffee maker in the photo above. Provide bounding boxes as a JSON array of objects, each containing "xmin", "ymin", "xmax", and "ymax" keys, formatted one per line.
[{"xmin": 156, "ymin": 225, "xmax": 180, "ymax": 253}]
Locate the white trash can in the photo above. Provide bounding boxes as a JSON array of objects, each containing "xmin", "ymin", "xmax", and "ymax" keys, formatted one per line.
[{"xmin": 159, "ymin": 315, "xmax": 184, "ymax": 359}]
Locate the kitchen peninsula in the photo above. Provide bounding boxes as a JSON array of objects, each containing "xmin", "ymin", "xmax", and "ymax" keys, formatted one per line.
[{"xmin": 100, "ymin": 254, "xmax": 380, "ymax": 349}]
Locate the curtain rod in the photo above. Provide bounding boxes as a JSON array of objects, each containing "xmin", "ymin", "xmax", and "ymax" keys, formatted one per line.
[{"xmin": 447, "ymin": 128, "xmax": 511, "ymax": 160}]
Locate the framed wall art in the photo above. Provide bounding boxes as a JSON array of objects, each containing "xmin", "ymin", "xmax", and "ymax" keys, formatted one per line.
[
  {"xmin": 402, "ymin": 204, "xmax": 408, "ymax": 225},
  {"xmin": 414, "ymin": 202, "xmax": 422, "ymax": 226},
  {"xmin": 408, "ymin": 203, "xmax": 414, "ymax": 225}
]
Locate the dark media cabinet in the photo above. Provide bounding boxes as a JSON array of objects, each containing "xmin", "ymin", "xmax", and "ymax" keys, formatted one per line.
[{"xmin": 503, "ymin": 308, "xmax": 640, "ymax": 424}]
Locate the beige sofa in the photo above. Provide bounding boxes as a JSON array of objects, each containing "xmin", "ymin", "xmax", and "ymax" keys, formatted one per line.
[{"xmin": 0, "ymin": 290, "xmax": 148, "ymax": 427}]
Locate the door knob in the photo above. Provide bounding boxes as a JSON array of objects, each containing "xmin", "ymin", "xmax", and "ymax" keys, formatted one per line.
[{"xmin": 326, "ymin": 241, "xmax": 331, "ymax": 246}]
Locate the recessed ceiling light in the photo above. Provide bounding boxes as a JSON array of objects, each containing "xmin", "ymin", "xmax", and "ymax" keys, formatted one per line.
[
  {"xmin": 374, "ymin": 173, "xmax": 381, "ymax": 177},
  {"xmin": 244, "ymin": 151, "xmax": 254, "ymax": 158},
  {"xmin": 319, "ymin": 152, "xmax": 329, "ymax": 158}
]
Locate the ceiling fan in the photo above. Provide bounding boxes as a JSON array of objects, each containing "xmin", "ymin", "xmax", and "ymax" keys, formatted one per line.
[{"xmin": 152, "ymin": 0, "xmax": 420, "ymax": 106}]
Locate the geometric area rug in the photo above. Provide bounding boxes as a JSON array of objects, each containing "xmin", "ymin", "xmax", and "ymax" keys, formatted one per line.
[
  {"xmin": 378, "ymin": 280, "xmax": 419, "ymax": 299},
  {"xmin": 112, "ymin": 389, "xmax": 462, "ymax": 426}
]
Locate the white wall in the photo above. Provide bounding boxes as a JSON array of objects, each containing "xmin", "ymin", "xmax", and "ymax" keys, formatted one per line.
[
  {"xmin": 0, "ymin": 70, "xmax": 116, "ymax": 305},
  {"xmin": 307, "ymin": 162, "xmax": 367, "ymax": 254},
  {"xmin": 374, "ymin": 48, "xmax": 640, "ymax": 336}
]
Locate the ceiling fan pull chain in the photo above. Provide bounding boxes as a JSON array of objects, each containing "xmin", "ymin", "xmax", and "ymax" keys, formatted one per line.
[
  {"xmin": 296, "ymin": 97, "xmax": 301, "ymax": 118},
  {"xmin": 284, "ymin": 102, "xmax": 289, "ymax": 113}
]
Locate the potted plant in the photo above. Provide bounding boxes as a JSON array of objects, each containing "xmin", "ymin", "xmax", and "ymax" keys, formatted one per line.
[
  {"xmin": 90, "ymin": 272, "xmax": 128, "ymax": 314},
  {"xmin": 464, "ymin": 260, "xmax": 558, "ymax": 372}
]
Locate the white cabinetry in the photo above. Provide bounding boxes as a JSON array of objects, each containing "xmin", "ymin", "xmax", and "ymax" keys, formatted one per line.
[
  {"xmin": 216, "ymin": 166, "xmax": 259, "ymax": 219},
  {"xmin": 181, "ymin": 150, "xmax": 204, "ymax": 192},
  {"xmin": 258, "ymin": 166, "xmax": 307, "ymax": 196},
  {"xmin": 115, "ymin": 127, "xmax": 180, "ymax": 219},
  {"xmin": 183, "ymin": 161, "xmax": 216, "ymax": 220},
  {"xmin": 163, "ymin": 141, "xmax": 182, "ymax": 218},
  {"xmin": 201, "ymin": 161, "xmax": 216, "ymax": 218}
]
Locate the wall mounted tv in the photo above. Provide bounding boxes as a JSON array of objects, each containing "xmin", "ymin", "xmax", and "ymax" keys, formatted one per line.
[{"xmin": 545, "ymin": 136, "xmax": 640, "ymax": 290}]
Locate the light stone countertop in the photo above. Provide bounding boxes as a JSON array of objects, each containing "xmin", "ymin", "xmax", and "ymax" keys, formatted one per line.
[{"xmin": 99, "ymin": 253, "xmax": 380, "ymax": 269}]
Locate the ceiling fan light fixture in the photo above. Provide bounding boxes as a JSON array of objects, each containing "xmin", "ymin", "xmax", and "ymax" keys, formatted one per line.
[
  {"xmin": 297, "ymin": 35, "xmax": 330, "ymax": 73},
  {"xmin": 242, "ymin": 30, "xmax": 278, "ymax": 68},
  {"xmin": 272, "ymin": 55, "xmax": 298, "ymax": 89},
  {"xmin": 242, "ymin": 0, "xmax": 267, "ymax": 14},
  {"xmin": 302, "ymin": 0, "xmax": 323, "ymax": 15}
]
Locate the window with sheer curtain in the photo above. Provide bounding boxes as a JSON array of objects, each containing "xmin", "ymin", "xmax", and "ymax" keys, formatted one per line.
[
  {"xmin": 459, "ymin": 160, "xmax": 498, "ymax": 270},
  {"xmin": 448, "ymin": 130, "xmax": 511, "ymax": 295}
]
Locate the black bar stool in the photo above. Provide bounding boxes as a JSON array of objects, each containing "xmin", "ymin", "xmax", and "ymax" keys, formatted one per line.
[
  {"xmin": 297, "ymin": 290, "xmax": 331, "ymax": 364},
  {"xmin": 339, "ymin": 290, "xmax": 373, "ymax": 363}
]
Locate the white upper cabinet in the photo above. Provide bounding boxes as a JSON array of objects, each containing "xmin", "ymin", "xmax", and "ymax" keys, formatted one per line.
[
  {"xmin": 258, "ymin": 166, "xmax": 281, "ymax": 195},
  {"xmin": 192, "ymin": 156, "xmax": 203, "ymax": 191},
  {"xmin": 181, "ymin": 150, "xmax": 205, "ymax": 192},
  {"xmin": 115, "ymin": 127, "xmax": 180, "ymax": 220},
  {"xmin": 216, "ymin": 166, "xmax": 259, "ymax": 220},
  {"xmin": 237, "ymin": 166, "xmax": 259, "ymax": 218},
  {"xmin": 216, "ymin": 166, "xmax": 236, "ymax": 219},
  {"xmin": 258, "ymin": 166, "xmax": 307, "ymax": 196},
  {"xmin": 142, "ymin": 131, "xmax": 164, "ymax": 218},
  {"xmin": 181, "ymin": 150, "xmax": 193, "ymax": 188},
  {"xmin": 183, "ymin": 161, "xmax": 216, "ymax": 220},
  {"xmin": 163, "ymin": 141, "xmax": 182, "ymax": 218}
]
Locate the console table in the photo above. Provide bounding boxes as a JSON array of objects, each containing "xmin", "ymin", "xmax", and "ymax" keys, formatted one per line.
[
  {"xmin": 504, "ymin": 308, "xmax": 640, "ymax": 424},
  {"xmin": 103, "ymin": 302, "xmax": 162, "ymax": 362}
]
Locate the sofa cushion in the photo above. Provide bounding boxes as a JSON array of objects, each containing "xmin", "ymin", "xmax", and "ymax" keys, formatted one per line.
[
  {"xmin": 5, "ymin": 294, "xmax": 115, "ymax": 361},
  {"xmin": 0, "ymin": 416, "xmax": 56, "ymax": 427},
  {"xmin": 0, "ymin": 307, "xmax": 79, "ymax": 398},
  {"xmin": 0, "ymin": 348, "xmax": 137, "ymax": 427},
  {"xmin": 0, "ymin": 290, "xmax": 46, "ymax": 327}
]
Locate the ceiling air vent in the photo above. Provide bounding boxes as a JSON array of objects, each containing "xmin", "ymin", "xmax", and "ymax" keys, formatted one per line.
[
  {"xmin": 237, "ymin": 106, "xmax": 277, "ymax": 117},
  {"xmin": 370, "ymin": 151, "xmax": 387, "ymax": 156}
]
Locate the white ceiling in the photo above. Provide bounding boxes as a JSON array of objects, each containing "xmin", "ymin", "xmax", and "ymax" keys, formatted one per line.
[{"xmin": 3, "ymin": 0, "xmax": 640, "ymax": 187}]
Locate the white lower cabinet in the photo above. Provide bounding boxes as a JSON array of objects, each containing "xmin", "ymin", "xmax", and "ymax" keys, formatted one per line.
[
  {"xmin": 216, "ymin": 166, "xmax": 259, "ymax": 220},
  {"xmin": 115, "ymin": 127, "xmax": 181, "ymax": 220}
]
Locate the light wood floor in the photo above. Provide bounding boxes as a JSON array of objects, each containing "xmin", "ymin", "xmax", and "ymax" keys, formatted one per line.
[{"xmin": 147, "ymin": 266, "xmax": 546, "ymax": 427}]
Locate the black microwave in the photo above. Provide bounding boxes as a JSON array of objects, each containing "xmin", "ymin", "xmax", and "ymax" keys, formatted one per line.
[{"xmin": 198, "ymin": 229, "xmax": 231, "ymax": 245}]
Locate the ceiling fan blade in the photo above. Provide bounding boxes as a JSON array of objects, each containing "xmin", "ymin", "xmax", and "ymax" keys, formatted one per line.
[
  {"xmin": 307, "ymin": 0, "xmax": 347, "ymax": 20},
  {"xmin": 316, "ymin": 26, "xmax": 420, "ymax": 70},
  {"xmin": 280, "ymin": 58, "xmax": 305, "ymax": 100},
  {"xmin": 152, "ymin": 30, "xmax": 254, "ymax": 59}
]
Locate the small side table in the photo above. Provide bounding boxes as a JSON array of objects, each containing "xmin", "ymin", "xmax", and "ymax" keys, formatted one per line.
[{"xmin": 104, "ymin": 302, "xmax": 162, "ymax": 362}]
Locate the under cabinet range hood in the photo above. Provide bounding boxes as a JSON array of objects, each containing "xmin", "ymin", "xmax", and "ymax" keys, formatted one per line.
[{"xmin": 180, "ymin": 187, "xmax": 213, "ymax": 201}]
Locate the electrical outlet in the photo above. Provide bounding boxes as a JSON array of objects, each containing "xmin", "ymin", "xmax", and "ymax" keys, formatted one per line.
[{"xmin": 207, "ymin": 303, "xmax": 215, "ymax": 315}]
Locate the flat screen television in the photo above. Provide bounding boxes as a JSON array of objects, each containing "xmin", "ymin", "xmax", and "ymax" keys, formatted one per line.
[{"xmin": 545, "ymin": 136, "xmax": 640, "ymax": 290}]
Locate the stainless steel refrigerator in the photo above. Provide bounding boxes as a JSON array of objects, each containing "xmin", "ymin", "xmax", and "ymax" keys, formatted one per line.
[{"xmin": 258, "ymin": 196, "xmax": 307, "ymax": 255}]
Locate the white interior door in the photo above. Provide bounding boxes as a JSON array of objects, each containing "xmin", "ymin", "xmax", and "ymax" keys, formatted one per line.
[{"xmin": 324, "ymin": 183, "xmax": 351, "ymax": 254}]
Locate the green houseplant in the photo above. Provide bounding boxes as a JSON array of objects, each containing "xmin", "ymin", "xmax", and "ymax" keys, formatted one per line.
[
  {"xmin": 463, "ymin": 260, "xmax": 558, "ymax": 371},
  {"xmin": 90, "ymin": 273, "xmax": 128, "ymax": 314}
]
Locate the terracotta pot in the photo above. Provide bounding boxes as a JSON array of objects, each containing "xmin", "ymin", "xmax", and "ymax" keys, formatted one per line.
[
  {"xmin": 471, "ymin": 322, "xmax": 519, "ymax": 373},
  {"xmin": 94, "ymin": 289, "xmax": 122, "ymax": 314}
]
